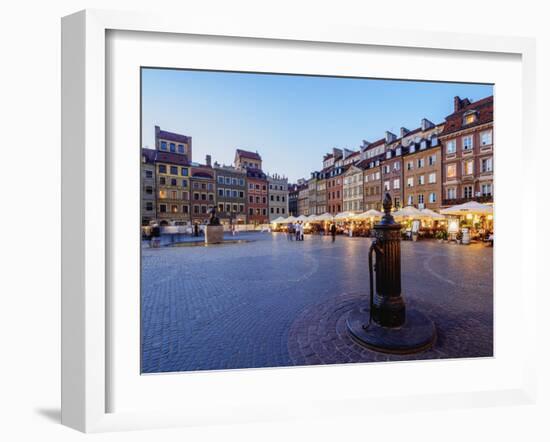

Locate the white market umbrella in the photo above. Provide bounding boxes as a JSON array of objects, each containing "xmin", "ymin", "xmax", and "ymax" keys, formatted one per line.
[
  {"xmin": 271, "ymin": 216, "xmax": 287, "ymax": 224},
  {"xmin": 353, "ymin": 209, "xmax": 384, "ymax": 220},
  {"xmin": 440, "ymin": 201, "xmax": 493, "ymax": 216},
  {"xmin": 393, "ymin": 206, "xmax": 424, "ymax": 219},
  {"xmin": 420, "ymin": 208, "xmax": 446, "ymax": 220},
  {"xmin": 314, "ymin": 212, "xmax": 334, "ymax": 222},
  {"xmin": 284, "ymin": 216, "xmax": 297, "ymax": 223},
  {"xmin": 334, "ymin": 211, "xmax": 355, "ymax": 220},
  {"xmin": 296, "ymin": 215, "xmax": 308, "ymax": 222}
]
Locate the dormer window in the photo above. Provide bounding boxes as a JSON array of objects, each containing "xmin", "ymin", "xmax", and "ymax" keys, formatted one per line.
[
  {"xmin": 463, "ymin": 111, "xmax": 478, "ymax": 125},
  {"xmin": 420, "ymin": 140, "xmax": 427, "ymax": 150},
  {"xmin": 409, "ymin": 145, "xmax": 416, "ymax": 153},
  {"xmin": 430, "ymin": 135, "xmax": 438, "ymax": 147},
  {"xmin": 386, "ymin": 151, "xmax": 391, "ymax": 159},
  {"xmin": 396, "ymin": 147, "xmax": 402, "ymax": 156}
]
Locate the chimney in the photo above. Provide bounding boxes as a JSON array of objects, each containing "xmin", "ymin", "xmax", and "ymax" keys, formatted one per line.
[
  {"xmin": 206, "ymin": 154, "xmax": 212, "ymax": 167},
  {"xmin": 454, "ymin": 96, "xmax": 461, "ymax": 112},
  {"xmin": 385, "ymin": 131, "xmax": 397, "ymax": 144},
  {"xmin": 421, "ymin": 118, "xmax": 435, "ymax": 131},
  {"xmin": 400, "ymin": 127, "xmax": 410, "ymax": 138}
]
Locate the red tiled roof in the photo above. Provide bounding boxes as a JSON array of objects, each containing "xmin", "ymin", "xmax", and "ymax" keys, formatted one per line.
[
  {"xmin": 236, "ymin": 149, "xmax": 262, "ymax": 161},
  {"xmin": 141, "ymin": 148, "xmax": 156, "ymax": 163},
  {"xmin": 155, "ymin": 151, "xmax": 190, "ymax": 166},
  {"xmin": 157, "ymin": 129, "xmax": 190, "ymax": 144},
  {"xmin": 441, "ymin": 95, "xmax": 493, "ymax": 136}
]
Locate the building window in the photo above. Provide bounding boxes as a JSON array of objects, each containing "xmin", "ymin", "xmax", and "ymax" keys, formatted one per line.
[
  {"xmin": 418, "ymin": 194, "xmax": 424, "ymax": 204},
  {"xmin": 217, "ymin": 176, "xmax": 224, "ymax": 184},
  {"xmin": 239, "ymin": 179, "xmax": 245, "ymax": 186},
  {"xmin": 218, "ymin": 203, "xmax": 224, "ymax": 212},
  {"xmin": 407, "ymin": 161, "xmax": 413, "ymax": 171},
  {"xmin": 182, "ymin": 180, "xmax": 188, "ymax": 188},
  {"xmin": 446, "ymin": 140, "xmax": 456, "ymax": 154},
  {"xmin": 464, "ymin": 159, "xmax": 474, "ymax": 175},
  {"xmin": 417, "ymin": 158, "xmax": 424, "ymax": 168},
  {"xmin": 481, "ymin": 157, "xmax": 493, "ymax": 173},
  {"xmin": 145, "ymin": 170, "xmax": 153, "ymax": 178},
  {"xmin": 193, "ymin": 193, "xmax": 199, "ymax": 200},
  {"xmin": 226, "ymin": 204, "xmax": 231, "ymax": 212},
  {"xmin": 159, "ymin": 177, "xmax": 166, "ymax": 185},
  {"xmin": 463, "ymin": 135, "xmax": 473, "ymax": 151},
  {"xmin": 249, "ymin": 196, "xmax": 253, "ymax": 203},
  {"xmin": 232, "ymin": 190, "xmax": 237, "ymax": 198},
  {"xmin": 428, "ymin": 173, "xmax": 436, "ymax": 184},
  {"xmin": 262, "ymin": 197, "xmax": 267, "ymax": 204},
  {"xmin": 428, "ymin": 155, "xmax": 436, "ymax": 166},
  {"xmin": 160, "ymin": 141, "xmax": 168, "ymax": 150},
  {"xmin": 201, "ymin": 205, "xmax": 207, "ymax": 214},
  {"xmin": 158, "ymin": 165, "xmax": 167, "ymax": 174},
  {"xmin": 393, "ymin": 179, "xmax": 400, "ymax": 189},
  {"xmin": 159, "ymin": 204, "xmax": 167, "ymax": 213},
  {"xmin": 225, "ymin": 189, "xmax": 231, "ymax": 197},
  {"xmin": 393, "ymin": 161, "xmax": 400, "ymax": 170},
  {"xmin": 194, "ymin": 205, "xmax": 199, "ymax": 214},
  {"xmin": 177, "ymin": 144, "xmax": 185, "ymax": 153},
  {"xmin": 145, "ymin": 202, "xmax": 153, "ymax": 211},
  {"xmin": 418, "ymin": 175, "xmax": 425, "ymax": 185},
  {"xmin": 480, "ymin": 131, "xmax": 493, "ymax": 146},
  {"xmin": 384, "ymin": 181, "xmax": 390, "ymax": 191},
  {"xmin": 407, "ymin": 177, "xmax": 414, "ymax": 187},
  {"xmin": 481, "ymin": 183, "xmax": 493, "ymax": 196},
  {"xmin": 182, "ymin": 205, "xmax": 189, "ymax": 214},
  {"xmin": 447, "ymin": 163, "xmax": 457, "ymax": 179},
  {"xmin": 239, "ymin": 191, "xmax": 244, "ymax": 198},
  {"xmin": 171, "ymin": 205, "xmax": 178, "ymax": 213},
  {"xmin": 249, "ymin": 208, "xmax": 253, "ymax": 215},
  {"xmin": 463, "ymin": 186, "xmax": 473, "ymax": 199},
  {"xmin": 239, "ymin": 204, "xmax": 244, "ymax": 212},
  {"xmin": 145, "ymin": 186, "xmax": 153, "ymax": 194},
  {"xmin": 171, "ymin": 190, "xmax": 177, "ymax": 199},
  {"xmin": 159, "ymin": 190, "xmax": 167, "ymax": 199},
  {"xmin": 218, "ymin": 188, "xmax": 223, "ymax": 197},
  {"xmin": 171, "ymin": 178, "xmax": 177, "ymax": 186},
  {"xmin": 463, "ymin": 113, "xmax": 477, "ymax": 125},
  {"xmin": 429, "ymin": 192, "xmax": 436, "ymax": 203},
  {"xmin": 430, "ymin": 136, "xmax": 438, "ymax": 147},
  {"xmin": 447, "ymin": 187, "xmax": 457, "ymax": 200},
  {"xmin": 407, "ymin": 195, "xmax": 413, "ymax": 205}
]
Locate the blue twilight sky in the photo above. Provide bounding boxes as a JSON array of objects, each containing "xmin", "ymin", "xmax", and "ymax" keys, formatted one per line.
[{"xmin": 141, "ymin": 68, "xmax": 493, "ymax": 183}]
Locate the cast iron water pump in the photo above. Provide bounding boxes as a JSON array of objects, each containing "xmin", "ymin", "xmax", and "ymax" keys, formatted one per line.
[{"xmin": 346, "ymin": 193, "xmax": 436, "ymax": 354}]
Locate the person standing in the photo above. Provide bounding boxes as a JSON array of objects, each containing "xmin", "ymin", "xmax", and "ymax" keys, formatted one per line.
[
  {"xmin": 150, "ymin": 223, "xmax": 161, "ymax": 248},
  {"xmin": 295, "ymin": 222, "xmax": 301, "ymax": 241},
  {"xmin": 287, "ymin": 222, "xmax": 293, "ymax": 241},
  {"xmin": 299, "ymin": 222, "xmax": 304, "ymax": 241},
  {"xmin": 330, "ymin": 223, "xmax": 337, "ymax": 242}
]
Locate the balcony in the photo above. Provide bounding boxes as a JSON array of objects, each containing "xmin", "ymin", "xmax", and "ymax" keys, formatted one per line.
[{"xmin": 442, "ymin": 195, "xmax": 493, "ymax": 206}]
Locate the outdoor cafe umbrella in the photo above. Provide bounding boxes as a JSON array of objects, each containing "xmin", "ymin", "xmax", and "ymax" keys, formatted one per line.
[
  {"xmin": 392, "ymin": 206, "xmax": 424, "ymax": 219},
  {"xmin": 352, "ymin": 209, "xmax": 384, "ymax": 220},
  {"xmin": 334, "ymin": 211, "xmax": 355, "ymax": 220},
  {"xmin": 284, "ymin": 215, "xmax": 298, "ymax": 223},
  {"xmin": 271, "ymin": 216, "xmax": 287, "ymax": 224},
  {"xmin": 314, "ymin": 212, "xmax": 334, "ymax": 222},
  {"xmin": 296, "ymin": 215, "xmax": 309, "ymax": 222},
  {"xmin": 419, "ymin": 208, "xmax": 446, "ymax": 220},
  {"xmin": 440, "ymin": 201, "xmax": 493, "ymax": 216}
]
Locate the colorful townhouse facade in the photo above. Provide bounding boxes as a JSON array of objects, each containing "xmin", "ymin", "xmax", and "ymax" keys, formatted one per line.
[
  {"xmin": 214, "ymin": 162, "xmax": 248, "ymax": 225},
  {"xmin": 267, "ymin": 174, "xmax": 289, "ymax": 221},
  {"xmin": 440, "ymin": 96, "xmax": 494, "ymax": 206}
]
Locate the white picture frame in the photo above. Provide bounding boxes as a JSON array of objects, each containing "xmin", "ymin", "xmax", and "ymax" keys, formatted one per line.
[{"xmin": 61, "ymin": 9, "xmax": 537, "ymax": 433}]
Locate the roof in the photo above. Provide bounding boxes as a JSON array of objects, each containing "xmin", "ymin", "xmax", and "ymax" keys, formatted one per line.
[
  {"xmin": 155, "ymin": 151, "xmax": 190, "ymax": 166},
  {"xmin": 246, "ymin": 167, "xmax": 266, "ymax": 179},
  {"xmin": 440, "ymin": 95, "xmax": 493, "ymax": 136},
  {"xmin": 236, "ymin": 149, "xmax": 262, "ymax": 161},
  {"xmin": 141, "ymin": 148, "xmax": 156, "ymax": 163},
  {"xmin": 156, "ymin": 127, "xmax": 191, "ymax": 144}
]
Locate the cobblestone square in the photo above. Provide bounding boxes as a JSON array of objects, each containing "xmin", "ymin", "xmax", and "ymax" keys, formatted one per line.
[{"xmin": 141, "ymin": 233, "xmax": 493, "ymax": 373}]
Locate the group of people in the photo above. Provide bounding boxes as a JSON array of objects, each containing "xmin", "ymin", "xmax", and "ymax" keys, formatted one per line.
[{"xmin": 287, "ymin": 222, "xmax": 304, "ymax": 241}]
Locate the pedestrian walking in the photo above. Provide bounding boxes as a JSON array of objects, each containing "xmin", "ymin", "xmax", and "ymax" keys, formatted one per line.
[
  {"xmin": 330, "ymin": 223, "xmax": 337, "ymax": 242},
  {"xmin": 299, "ymin": 222, "xmax": 304, "ymax": 241},
  {"xmin": 287, "ymin": 222, "xmax": 293, "ymax": 241},
  {"xmin": 150, "ymin": 223, "xmax": 161, "ymax": 248},
  {"xmin": 295, "ymin": 222, "xmax": 301, "ymax": 241}
]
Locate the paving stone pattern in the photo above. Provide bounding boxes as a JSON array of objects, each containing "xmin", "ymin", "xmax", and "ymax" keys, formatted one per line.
[{"xmin": 141, "ymin": 233, "xmax": 493, "ymax": 373}]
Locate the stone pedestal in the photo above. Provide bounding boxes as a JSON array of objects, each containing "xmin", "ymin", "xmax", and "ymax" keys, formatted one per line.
[{"xmin": 205, "ymin": 225, "xmax": 224, "ymax": 244}]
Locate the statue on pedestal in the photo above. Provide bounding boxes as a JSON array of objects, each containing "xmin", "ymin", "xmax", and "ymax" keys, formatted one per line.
[{"xmin": 208, "ymin": 206, "xmax": 220, "ymax": 226}]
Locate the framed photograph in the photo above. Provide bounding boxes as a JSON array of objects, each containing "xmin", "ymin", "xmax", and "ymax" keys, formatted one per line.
[{"xmin": 62, "ymin": 9, "xmax": 537, "ymax": 433}]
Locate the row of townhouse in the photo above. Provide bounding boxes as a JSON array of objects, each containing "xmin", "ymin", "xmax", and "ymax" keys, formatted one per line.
[
  {"xmin": 141, "ymin": 126, "xmax": 289, "ymax": 226},
  {"xmin": 290, "ymin": 95, "xmax": 494, "ymax": 215}
]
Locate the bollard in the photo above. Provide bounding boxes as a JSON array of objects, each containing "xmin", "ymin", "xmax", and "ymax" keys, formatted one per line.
[{"xmin": 346, "ymin": 193, "xmax": 436, "ymax": 354}]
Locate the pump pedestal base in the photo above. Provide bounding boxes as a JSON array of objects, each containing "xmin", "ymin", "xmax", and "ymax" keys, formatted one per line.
[{"xmin": 346, "ymin": 304, "xmax": 436, "ymax": 354}]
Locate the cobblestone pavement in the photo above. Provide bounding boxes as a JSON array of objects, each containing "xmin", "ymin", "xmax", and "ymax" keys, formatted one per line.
[{"xmin": 141, "ymin": 233, "xmax": 493, "ymax": 373}]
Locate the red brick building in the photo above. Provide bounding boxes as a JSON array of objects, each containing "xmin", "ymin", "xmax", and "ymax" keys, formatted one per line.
[
  {"xmin": 440, "ymin": 96, "xmax": 494, "ymax": 206},
  {"xmin": 190, "ymin": 156, "xmax": 216, "ymax": 225},
  {"xmin": 234, "ymin": 149, "xmax": 269, "ymax": 224},
  {"xmin": 246, "ymin": 168, "xmax": 268, "ymax": 224}
]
